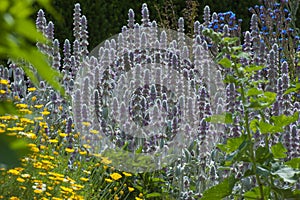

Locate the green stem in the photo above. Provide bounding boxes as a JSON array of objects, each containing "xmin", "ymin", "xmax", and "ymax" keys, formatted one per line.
[{"xmin": 233, "ymin": 61, "xmax": 265, "ymax": 200}]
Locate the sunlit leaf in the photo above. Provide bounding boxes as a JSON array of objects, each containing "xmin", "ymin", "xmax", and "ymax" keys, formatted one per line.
[
  {"xmin": 272, "ymin": 167, "xmax": 300, "ymax": 183},
  {"xmin": 218, "ymin": 57, "xmax": 232, "ymax": 68},
  {"xmin": 271, "ymin": 143, "xmax": 287, "ymax": 159},
  {"xmin": 201, "ymin": 175, "xmax": 237, "ymax": 200},
  {"xmin": 244, "ymin": 186, "xmax": 270, "ymax": 200},
  {"xmin": 285, "ymin": 158, "xmax": 300, "ymax": 169},
  {"xmin": 217, "ymin": 135, "xmax": 246, "ymax": 153}
]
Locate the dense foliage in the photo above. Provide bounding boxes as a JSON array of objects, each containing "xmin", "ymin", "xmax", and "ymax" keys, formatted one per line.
[{"xmin": 0, "ymin": 0, "xmax": 299, "ymax": 199}]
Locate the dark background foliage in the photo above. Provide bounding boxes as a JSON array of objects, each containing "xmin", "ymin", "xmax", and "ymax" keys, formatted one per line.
[{"xmin": 46, "ymin": 0, "xmax": 300, "ymax": 51}]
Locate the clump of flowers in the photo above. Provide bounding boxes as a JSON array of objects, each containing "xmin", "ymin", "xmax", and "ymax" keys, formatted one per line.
[{"xmin": 0, "ymin": 0, "xmax": 299, "ymax": 199}]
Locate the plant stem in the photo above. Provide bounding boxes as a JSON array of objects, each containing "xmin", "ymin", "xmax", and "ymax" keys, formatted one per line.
[{"xmin": 234, "ymin": 62, "xmax": 265, "ymax": 200}]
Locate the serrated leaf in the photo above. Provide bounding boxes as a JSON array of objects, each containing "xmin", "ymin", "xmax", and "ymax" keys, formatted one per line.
[
  {"xmin": 271, "ymin": 112, "xmax": 299, "ymax": 127},
  {"xmin": 272, "ymin": 167, "xmax": 300, "ymax": 183},
  {"xmin": 201, "ymin": 175, "xmax": 237, "ymax": 200},
  {"xmin": 285, "ymin": 158, "xmax": 300, "ymax": 169},
  {"xmin": 258, "ymin": 121, "xmax": 283, "ymax": 134},
  {"xmin": 217, "ymin": 135, "xmax": 246, "ymax": 153},
  {"xmin": 271, "ymin": 143, "xmax": 287, "ymax": 159},
  {"xmin": 219, "ymin": 57, "xmax": 232, "ymax": 68}
]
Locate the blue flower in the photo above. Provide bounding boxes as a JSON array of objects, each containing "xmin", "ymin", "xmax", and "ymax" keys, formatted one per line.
[
  {"xmin": 281, "ymin": 30, "xmax": 287, "ymax": 34},
  {"xmin": 262, "ymin": 26, "xmax": 268, "ymax": 31}
]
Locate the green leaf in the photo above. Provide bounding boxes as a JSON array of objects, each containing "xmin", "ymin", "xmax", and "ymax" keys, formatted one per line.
[
  {"xmin": 244, "ymin": 186, "xmax": 270, "ymax": 200},
  {"xmin": 272, "ymin": 167, "xmax": 300, "ymax": 183},
  {"xmin": 284, "ymin": 83, "xmax": 300, "ymax": 95},
  {"xmin": 256, "ymin": 166, "xmax": 270, "ymax": 177},
  {"xmin": 285, "ymin": 158, "xmax": 300, "ymax": 169},
  {"xmin": 256, "ymin": 146, "xmax": 272, "ymax": 164},
  {"xmin": 145, "ymin": 192, "xmax": 162, "ymax": 198},
  {"xmin": 236, "ymin": 52, "xmax": 250, "ymax": 59},
  {"xmin": 258, "ymin": 121, "xmax": 283, "ymax": 134},
  {"xmin": 0, "ymin": 134, "xmax": 30, "ymax": 168},
  {"xmin": 222, "ymin": 37, "xmax": 239, "ymax": 45},
  {"xmin": 218, "ymin": 57, "xmax": 232, "ymax": 68},
  {"xmin": 271, "ymin": 187, "xmax": 300, "ymax": 199},
  {"xmin": 0, "ymin": 101, "xmax": 19, "ymax": 115},
  {"xmin": 247, "ymin": 88, "xmax": 263, "ymax": 96},
  {"xmin": 250, "ymin": 119, "xmax": 258, "ymax": 132},
  {"xmin": 201, "ymin": 175, "xmax": 237, "ymax": 200},
  {"xmin": 244, "ymin": 65, "xmax": 264, "ymax": 73},
  {"xmin": 271, "ymin": 143, "xmax": 287, "ymax": 159},
  {"xmin": 217, "ymin": 135, "xmax": 246, "ymax": 153},
  {"xmin": 271, "ymin": 112, "xmax": 299, "ymax": 127},
  {"xmin": 224, "ymin": 74, "xmax": 237, "ymax": 83}
]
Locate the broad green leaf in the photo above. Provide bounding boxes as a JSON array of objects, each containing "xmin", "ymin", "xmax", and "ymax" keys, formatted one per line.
[
  {"xmin": 217, "ymin": 135, "xmax": 246, "ymax": 153},
  {"xmin": 0, "ymin": 134, "xmax": 30, "ymax": 168},
  {"xmin": 145, "ymin": 192, "xmax": 162, "ymax": 198},
  {"xmin": 248, "ymin": 92, "xmax": 276, "ymax": 109},
  {"xmin": 224, "ymin": 74, "xmax": 237, "ymax": 84},
  {"xmin": 247, "ymin": 88, "xmax": 263, "ymax": 96},
  {"xmin": 256, "ymin": 166, "xmax": 270, "ymax": 177},
  {"xmin": 244, "ymin": 186, "xmax": 270, "ymax": 200},
  {"xmin": 284, "ymin": 83, "xmax": 300, "ymax": 95},
  {"xmin": 222, "ymin": 37, "xmax": 239, "ymax": 45},
  {"xmin": 272, "ymin": 167, "xmax": 300, "ymax": 183},
  {"xmin": 218, "ymin": 57, "xmax": 232, "ymax": 68},
  {"xmin": 256, "ymin": 146, "xmax": 271, "ymax": 164},
  {"xmin": 236, "ymin": 52, "xmax": 250, "ymax": 59},
  {"xmin": 201, "ymin": 175, "xmax": 237, "ymax": 200},
  {"xmin": 271, "ymin": 187, "xmax": 300, "ymax": 199},
  {"xmin": 244, "ymin": 65, "xmax": 264, "ymax": 73},
  {"xmin": 258, "ymin": 121, "xmax": 283, "ymax": 134},
  {"xmin": 271, "ymin": 112, "xmax": 299, "ymax": 127},
  {"xmin": 0, "ymin": 101, "xmax": 19, "ymax": 115},
  {"xmin": 285, "ymin": 158, "xmax": 300, "ymax": 169},
  {"xmin": 271, "ymin": 143, "xmax": 287, "ymax": 159}
]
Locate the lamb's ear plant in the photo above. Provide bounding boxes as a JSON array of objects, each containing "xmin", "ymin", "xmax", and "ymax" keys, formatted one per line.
[{"xmin": 202, "ymin": 29, "xmax": 300, "ymax": 200}]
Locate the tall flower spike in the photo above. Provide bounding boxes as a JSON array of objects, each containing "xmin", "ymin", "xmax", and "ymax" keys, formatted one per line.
[
  {"xmin": 203, "ymin": 5, "xmax": 211, "ymax": 27},
  {"xmin": 80, "ymin": 15, "xmax": 89, "ymax": 57},
  {"xmin": 128, "ymin": 9, "xmax": 135, "ymax": 29},
  {"xmin": 36, "ymin": 9, "xmax": 47, "ymax": 33},
  {"xmin": 52, "ymin": 39, "xmax": 61, "ymax": 70},
  {"xmin": 63, "ymin": 39, "xmax": 71, "ymax": 70},
  {"xmin": 141, "ymin": 3, "xmax": 150, "ymax": 27},
  {"xmin": 178, "ymin": 17, "xmax": 185, "ymax": 51},
  {"xmin": 73, "ymin": 3, "xmax": 82, "ymax": 41},
  {"xmin": 46, "ymin": 21, "xmax": 54, "ymax": 42}
]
